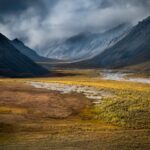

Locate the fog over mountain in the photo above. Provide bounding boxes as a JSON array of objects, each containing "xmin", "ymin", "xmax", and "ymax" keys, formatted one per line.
[{"xmin": 0, "ymin": 0, "xmax": 150, "ymax": 53}]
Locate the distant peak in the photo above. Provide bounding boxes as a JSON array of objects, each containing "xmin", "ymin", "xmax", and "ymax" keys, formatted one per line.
[
  {"xmin": 13, "ymin": 38, "xmax": 24, "ymax": 45},
  {"xmin": 13, "ymin": 38, "xmax": 21, "ymax": 42},
  {"xmin": 0, "ymin": 32, "xmax": 7, "ymax": 38},
  {"xmin": 0, "ymin": 33, "xmax": 10, "ymax": 41},
  {"xmin": 143, "ymin": 16, "xmax": 150, "ymax": 21},
  {"xmin": 138, "ymin": 16, "xmax": 150, "ymax": 25}
]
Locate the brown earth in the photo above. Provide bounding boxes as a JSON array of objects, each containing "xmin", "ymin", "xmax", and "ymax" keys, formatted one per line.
[
  {"xmin": 0, "ymin": 81, "xmax": 91, "ymax": 123},
  {"xmin": 0, "ymin": 79, "xmax": 150, "ymax": 150}
]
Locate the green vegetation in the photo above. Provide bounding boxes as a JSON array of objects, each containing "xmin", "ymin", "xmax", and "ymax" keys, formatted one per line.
[{"xmin": 88, "ymin": 89, "xmax": 150, "ymax": 128}]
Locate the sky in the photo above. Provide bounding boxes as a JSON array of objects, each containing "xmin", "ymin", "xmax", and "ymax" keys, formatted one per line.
[{"xmin": 0, "ymin": 0, "xmax": 150, "ymax": 50}]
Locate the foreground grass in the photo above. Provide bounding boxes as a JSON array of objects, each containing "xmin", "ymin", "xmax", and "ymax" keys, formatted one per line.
[
  {"xmin": 0, "ymin": 69, "xmax": 150, "ymax": 149},
  {"xmin": 88, "ymin": 89, "xmax": 150, "ymax": 129},
  {"xmin": 29, "ymin": 69, "xmax": 150, "ymax": 129}
]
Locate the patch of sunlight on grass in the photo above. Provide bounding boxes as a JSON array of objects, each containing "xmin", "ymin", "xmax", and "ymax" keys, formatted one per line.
[
  {"xmin": 32, "ymin": 76, "xmax": 150, "ymax": 92},
  {"xmin": 0, "ymin": 106, "xmax": 27, "ymax": 114}
]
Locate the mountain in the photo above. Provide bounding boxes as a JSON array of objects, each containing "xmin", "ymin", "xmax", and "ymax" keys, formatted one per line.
[
  {"xmin": 0, "ymin": 33, "xmax": 49, "ymax": 77},
  {"xmin": 124, "ymin": 61, "xmax": 150, "ymax": 72},
  {"xmin": 64, "ymin": 16, "xmax": 150, "ymax": 69},
  {"xmin": 38, "ymin": 24, "xmax": 131, "ymax": 61},
  {"xmin": 12, "ymin": 39, "xmax": 56, "ymax": 62}
]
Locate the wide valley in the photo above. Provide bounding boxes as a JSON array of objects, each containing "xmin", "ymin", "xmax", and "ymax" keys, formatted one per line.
[{"xmin": 0, "ymin": 69, "xmax": 150, "ymax": 150}]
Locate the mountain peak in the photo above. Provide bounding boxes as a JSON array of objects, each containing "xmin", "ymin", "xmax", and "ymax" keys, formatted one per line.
[
  {"xmin": 0, "ymin": 33, "xmax": 49, "ymax": 77},
  {"xmin": 137, "ymin": 16, "xmax": 150, "ymax": 26},
  {"xmin": 0, "ymin": 33, "xmax": 9, "ymax": 40},
  {"xmin": 78, "ymin": 15, "xmax": 150, "ymax": 68},
  {"xmin": 142, "ymin": 16, "xmax": 150, "ymax": 22},
  {"xmin": 13, "ymin": 38, "xmax": 24, "ymax": 45}
]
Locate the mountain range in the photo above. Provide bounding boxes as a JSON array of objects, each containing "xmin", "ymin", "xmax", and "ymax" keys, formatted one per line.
[
  {"xmin": 59, "ymin": 16, "xmax": 150, "ymax": 70},
  {"xmin": 12, "ymin": 39, "xmax": 57, "ymax": 63},
  {"xmin": 0, "ymin": 33, "xmax": 49, "ymax": 77},
  {"xmin": 38, "ymin": 24, "xmax": 131, "ymax": 61},
  {"xmin": 0, "ymin": 16, "xmax": 149, "ymax": 76}
]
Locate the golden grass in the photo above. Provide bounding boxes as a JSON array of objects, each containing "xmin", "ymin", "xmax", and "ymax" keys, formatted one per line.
[
  {"xmin": 0, "ymin": 106, "xmax": 27, "ymax": 115},
  {"xmin": 1, "ymin": 69, "xmax": 149, "ymax": 129},
  {"xmin": 30, "ymin": 76, "xmax": 150, "ymax": 92},
  {"xmin": 26, "ymin": 69, "xmax": 149, "ymax": 128},
  {"xmin": 0, "ymin": 69, "xmax": 150, "ymax": 149}
]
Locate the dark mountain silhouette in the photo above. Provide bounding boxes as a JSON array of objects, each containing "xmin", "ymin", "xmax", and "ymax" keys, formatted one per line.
[
  {"xmin": 0, "ymin": 33, "xmax": 49, "ymax": 77},
  {"xmin": 12, "ymin": 39, "xmax": 56, "ymax": 62}
]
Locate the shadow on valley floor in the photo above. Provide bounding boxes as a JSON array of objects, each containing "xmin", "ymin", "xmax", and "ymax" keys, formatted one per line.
[
  {"xmin": 0, "ymin": 70, "xmax": 81, "ymax": 79},
  {"xmin": 49, "ymin": 71, "xmax": 82, "ymax": 78}
]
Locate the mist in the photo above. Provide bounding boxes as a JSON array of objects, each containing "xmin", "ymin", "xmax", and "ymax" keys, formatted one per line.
[{"xmin": 0, "ymin": 0, "xmax": 149, "ymax": 51}]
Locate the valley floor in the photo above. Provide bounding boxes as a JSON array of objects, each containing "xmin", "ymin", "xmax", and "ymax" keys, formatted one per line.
[{"xmin": 0, "ymin": 69, "xmax": 150, "ymax": 150}]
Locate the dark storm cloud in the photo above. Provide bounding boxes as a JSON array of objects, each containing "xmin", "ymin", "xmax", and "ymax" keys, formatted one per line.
[
  {"xmin": 0, "ymin": 0, "xmax": 59, "ymax": 18},
  {"xmin": 0, "ymin": 0, "xmax": 41, "ymax": 14},
  {"xmin": 0, "ymin": 0, "xmax": 150, "ymax": 50}
]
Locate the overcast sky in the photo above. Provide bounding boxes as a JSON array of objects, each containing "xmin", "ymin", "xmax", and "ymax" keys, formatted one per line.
[{"xmin": 0, "ymin": 0, "xmax": 150, "ymax": 50}]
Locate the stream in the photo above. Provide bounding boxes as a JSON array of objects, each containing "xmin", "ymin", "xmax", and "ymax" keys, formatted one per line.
[
  {"xmin": 30, "ymin": 82, "xmax": 112, "ymax": 104},
  {"xmin": 29, "ymin": 70, "xmax": 149, "ymax": 104},
  {"xmin": 100, "ymin": 70, "xmax": 150, "ymax": 84}
]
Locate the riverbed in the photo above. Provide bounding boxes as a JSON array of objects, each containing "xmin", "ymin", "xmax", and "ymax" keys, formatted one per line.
[
  {"xmin": 30, "ymin": 82, "xmax": 112, "ymax": 104},
  {"xmin": 100, "ymin": 70, "xmax": 150, "ymax": 84}
]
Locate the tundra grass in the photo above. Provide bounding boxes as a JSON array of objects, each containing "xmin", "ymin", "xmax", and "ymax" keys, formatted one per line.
[
  {"xmin": 0, "ymin": 69, "xmax": 150, "ymax": 149},
  {"xmin": 1, "ymin": 69, "xmax": 150, "ymax": 129},
  {"xmin": 26, "ymin": 69, "xmax": 150, "ymax": 129}
]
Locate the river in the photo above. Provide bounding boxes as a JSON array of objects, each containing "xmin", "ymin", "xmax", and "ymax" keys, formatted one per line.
[{"xmin": 100, "ymin": 70, "xmax": 150, "ymax": 84}]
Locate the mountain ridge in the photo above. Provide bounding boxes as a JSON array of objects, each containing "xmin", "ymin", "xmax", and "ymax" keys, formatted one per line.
[
  {"xmin": 39, "ymin": 24, "xmax": 131, "ymax": 61},
  {"xmin": 60, "ymin": 16, "xmax": 150, "ymax": 70},
  {"xmin": 12, "ymin": 38, "xmax": 56, "ymax": 63},
  {"xmin": 0, "ymin": 33, "xmax": 49, "ymax": 77}
]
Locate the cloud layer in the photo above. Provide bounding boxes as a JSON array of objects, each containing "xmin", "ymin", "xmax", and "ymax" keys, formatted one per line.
[{"xmin": 0, "ymin": 0, "xmax": 150, "ymax": 50}]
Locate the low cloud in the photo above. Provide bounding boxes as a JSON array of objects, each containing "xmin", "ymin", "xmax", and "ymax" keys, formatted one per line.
[{"xmin": 0, "ymin": 0, "xmax": 150, "ymax": 50}]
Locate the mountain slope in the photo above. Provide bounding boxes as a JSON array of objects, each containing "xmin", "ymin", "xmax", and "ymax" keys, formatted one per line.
[
  {"xmin": 93, "ymin": 16, "xmax": 150, "ymax": 68},
  {"xmin": 39, "ymin": 24, "xmax": 130, "ymax": 61},
  {"xmin": 0, "ymin": 33, "xmax": 49, "ymax": 77},
  {"xmin": 65, "ymin": 16, "xmax": 150, "ymax": 69},
  {"xmin": 12, "ymin": 39, "xmax": 56, "ymax": 62}
]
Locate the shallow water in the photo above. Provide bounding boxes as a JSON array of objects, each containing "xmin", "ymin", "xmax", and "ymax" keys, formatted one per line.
[
  {"xmin": 30, "ymin": 82, "xmax": 112, "ymax": 104},
  {"xmin": 101, "ymin": 70, "xmax": 150, "ymax": 84}
]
